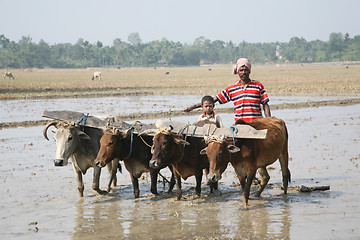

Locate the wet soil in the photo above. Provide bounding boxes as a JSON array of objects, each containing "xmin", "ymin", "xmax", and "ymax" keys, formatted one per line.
[
  {"xmin": 1, "ymin": 97, "xmax": 360, "ymax": 129},
  {"xmin": 0, "ymin": 98, "xmax": 360, "ymax": 239}
]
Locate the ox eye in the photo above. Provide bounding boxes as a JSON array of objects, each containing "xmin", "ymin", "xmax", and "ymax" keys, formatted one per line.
[
  {"xmin": 108, "ymin": 142, "xmax": 114, "ymax": 146},
  {"xmin": 68, "ymin": 136, "xmax": 73, "ymax": 141}
]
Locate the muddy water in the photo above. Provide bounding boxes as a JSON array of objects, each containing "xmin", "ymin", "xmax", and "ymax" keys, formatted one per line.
[
  {"xmin": 1, "ymin": 95, "xmax": 358, "ymax": 123},
  {"xmin": 0, "ymin": 99, "xmax": 360, "ymax": 239}
]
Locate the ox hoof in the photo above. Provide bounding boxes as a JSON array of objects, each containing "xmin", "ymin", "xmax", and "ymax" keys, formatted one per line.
[
  {"xmin": 176, "ymin": 193, "xmax": 182, "ymax": 200},
  {"xmin": 95, "ymin": 189, "xmax": 107, "ymax": 195}
]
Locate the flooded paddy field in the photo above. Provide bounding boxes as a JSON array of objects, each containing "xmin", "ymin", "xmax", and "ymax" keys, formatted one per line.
[
  {"xmin": 1, "ymin": 95, "xmax": 359, "ymax": 123},
  {"xmin": 0, "ymin": 96, "xmax": 360, "ymax": 239}
]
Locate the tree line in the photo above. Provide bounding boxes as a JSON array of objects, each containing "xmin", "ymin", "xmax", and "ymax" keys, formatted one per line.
[{"xmin": 1, "ymin": 32, "xmax": 359, "ymax": 69}]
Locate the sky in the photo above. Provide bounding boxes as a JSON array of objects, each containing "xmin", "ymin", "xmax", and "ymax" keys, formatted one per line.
[{"xmin": 1, "ymin": 0, "xmax": 359, "ymax": 46}]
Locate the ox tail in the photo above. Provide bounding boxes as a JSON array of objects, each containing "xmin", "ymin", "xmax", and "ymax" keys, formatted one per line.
[
  {"xmin": 118, "ymin": 163, "xmax": 122, "ymax": 174},
  {"xmin": 287, "ymin": 168, "xmax": 291, "ymax": 183},
  {"xmin": 282, "ymin": 120, "xmax": 290, "ymax": 183}
]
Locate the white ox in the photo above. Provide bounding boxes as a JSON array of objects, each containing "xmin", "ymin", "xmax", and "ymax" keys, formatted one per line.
[
  {"xmin": 43, "ymin": 121, "xmax": 119, "ymax": 197},
  {"xmin": 91, "ymin": 71, "xmax": 102, "ymax": 80},
  {"xmin": 4, "ymin": 71, "xmax": 15, "ymax": 79}
]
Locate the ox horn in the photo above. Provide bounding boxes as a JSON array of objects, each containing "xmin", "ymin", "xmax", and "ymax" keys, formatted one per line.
[
  {"xmin": 105, "ymin": 126, "xmax": 119, "ymax": 135},
  {"xmin": 43, "ymin": 121, "xmax": 58, "ymax": 141}
]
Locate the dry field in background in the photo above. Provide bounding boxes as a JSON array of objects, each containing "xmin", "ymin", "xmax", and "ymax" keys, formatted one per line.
[{"xmin": 1, "ymin": 63, "xmax": 360, "ymax": 99}]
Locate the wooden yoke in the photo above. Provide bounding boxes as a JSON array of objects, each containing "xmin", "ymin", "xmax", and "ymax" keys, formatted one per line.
[{"xmin": 155, "ymin": 120, "xmax": 267, "ymax": 139}]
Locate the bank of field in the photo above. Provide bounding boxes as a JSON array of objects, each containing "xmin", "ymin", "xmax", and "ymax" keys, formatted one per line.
[{"xmin": 1, "ymin": 63, "xmax": 360, "ymax": 99}]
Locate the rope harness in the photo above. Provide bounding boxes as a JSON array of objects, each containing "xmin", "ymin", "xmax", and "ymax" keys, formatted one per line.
[
  {"xmin": 206, "ymin": 124, "xmax": 218, "ymax": 136},
  {"xmin": 178, "ymin": 125, "xmax": 190, "ymax": 162},
  {"xmin": 76, "ymin": 114, "xmax": 89, "ymax": 126},
  {"xmin": 230, "ymin": 125, "xmax": 238, "ymax": 146},
  {"xmin": 123, "ymin": 122, "xmax": 141, "ymax": 160},
  {"xmin": 153, "ymin": 126, "xmax": 189, "ymax": 163},
  {"xmin": 124, "ymin": 128, "xmax": 134, "ymax": 160},
  {"xmin": 139, "ymin": 135, "xmax": 152, "ymax": 148}
]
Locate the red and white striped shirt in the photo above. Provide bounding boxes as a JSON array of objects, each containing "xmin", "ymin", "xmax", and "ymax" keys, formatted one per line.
[{"xmin": 216, "ymin": 79, "xmax": 269, "ymax": 122}]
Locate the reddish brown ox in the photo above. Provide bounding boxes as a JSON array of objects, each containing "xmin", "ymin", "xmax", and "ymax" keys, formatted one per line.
[
  {"xmin": 148, "ymin": 125, "xmax": 215, "ymax": 200},
  {"xmin": 95, "ymin": 127, "xmax": 174, "ymax": 198},
  {"xmin": 200, "ymin": 117, "xmax": 290, "ymax": 205}
]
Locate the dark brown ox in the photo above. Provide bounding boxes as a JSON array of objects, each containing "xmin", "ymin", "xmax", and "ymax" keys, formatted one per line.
[
  {"xmin": 148, "ymin": 125, "xmax": 215, "ymax": 200},
  {"xmin": 95, "ymin": 127, "xmax": 174, "ymax": 198},
  {"xmin": 200, "ymin": 117, "xmax": 291, "ymax": 205}
]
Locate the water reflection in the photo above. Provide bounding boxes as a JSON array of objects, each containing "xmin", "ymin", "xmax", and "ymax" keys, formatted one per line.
[{"xmin": 71, "ymin": 185, "xmax": 294, "ymax": 239}]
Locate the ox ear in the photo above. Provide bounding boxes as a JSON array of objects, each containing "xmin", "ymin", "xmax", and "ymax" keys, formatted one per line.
[
  {"xmin": 200, "ymin": 147, "xmax": 207, "ymax": 155},
  {"xmin": 173, "ymin": 137, "xmax": 190, "ymax": 145},
  {"xmin": 76, "ymin": 129, "xmax": 91, "ymax": 140},
  {"xmin": 227, "ymin": 145, "xmax": 240, "ymax": 153}
]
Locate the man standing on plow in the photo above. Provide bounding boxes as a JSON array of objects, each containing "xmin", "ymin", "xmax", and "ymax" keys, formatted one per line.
[{"xmin": 183, "ymin": 58, "xmax": 271, "ymax": 122}]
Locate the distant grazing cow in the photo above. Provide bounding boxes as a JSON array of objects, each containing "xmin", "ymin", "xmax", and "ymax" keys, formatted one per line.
[
  {"xmin": 200, "ymin": 117, "xmax": 291, "ymax": 205},
  {"xmin": 146, "ymin": 123, "xmax": 215, "ymax": 200},
  {"xmin": 4, "ymin": 71, "xmax": 15, "ymax": 79},
  {"xmin": 43, "ymin": 121, "xmax": 118, "ymax": 197},
  {"xmin": 95, "ymin": 127, "xmax": 175, "ymax": 198},
  {"xmin": 91, "ymin": 71, "xmax": 102, "ymax": 80}
]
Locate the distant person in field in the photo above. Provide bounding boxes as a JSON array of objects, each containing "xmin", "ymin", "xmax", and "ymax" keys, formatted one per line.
[
  {"xmin": 198, "ymin": 95, "xmax": 223, "ymax": 128},
  {"xmin": 184, "ymin": 58, "xmax": 271, "ymax": 122}
]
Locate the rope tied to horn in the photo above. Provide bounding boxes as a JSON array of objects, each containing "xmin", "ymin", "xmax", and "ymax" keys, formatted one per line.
[
  {"xmin": 104, "ymin": 125, "xmax": 119, "ymax": 135},
  {"xmin": 154, "ymin": 127, "xmax": 173, "ymax": 137}
]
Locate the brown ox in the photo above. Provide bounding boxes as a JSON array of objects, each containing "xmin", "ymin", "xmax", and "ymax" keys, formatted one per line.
[
  {"xmin": 95, "ymin": 127, "xmax": 174, "ymax": 198},
  {"xmin": 147, "ymin": 124, "xmax": 216, "ymax": 200},
  {"xmin": 200, "ymin": 117, "xmax": 290, "ymax": 205}
]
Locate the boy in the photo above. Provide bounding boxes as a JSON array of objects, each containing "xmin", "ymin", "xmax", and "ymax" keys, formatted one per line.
[{"xmin": 197, "ymin": 95, "xmax": 223, "ymax": 128}]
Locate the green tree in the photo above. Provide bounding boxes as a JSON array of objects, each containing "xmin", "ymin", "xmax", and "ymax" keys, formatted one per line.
[{"xmin": 128, "ymin": 32, "xmax": 142, "ymax": 46}]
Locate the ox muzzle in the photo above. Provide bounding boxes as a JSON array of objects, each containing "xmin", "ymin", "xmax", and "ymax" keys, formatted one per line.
[
  {"xmin": 207, "ymin": 173, "xmax": 221, "ymax": 183},
  {"xmin": 54, "ymin": 159, "xmax": 66, "ymax": 167},
  {"xmin": 149, "ymin": 159, "xmax": 160, "ymax": 169},
  {"xmin": 94, "ymin": 160, "xmax": 106, "ymax": 168}
]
